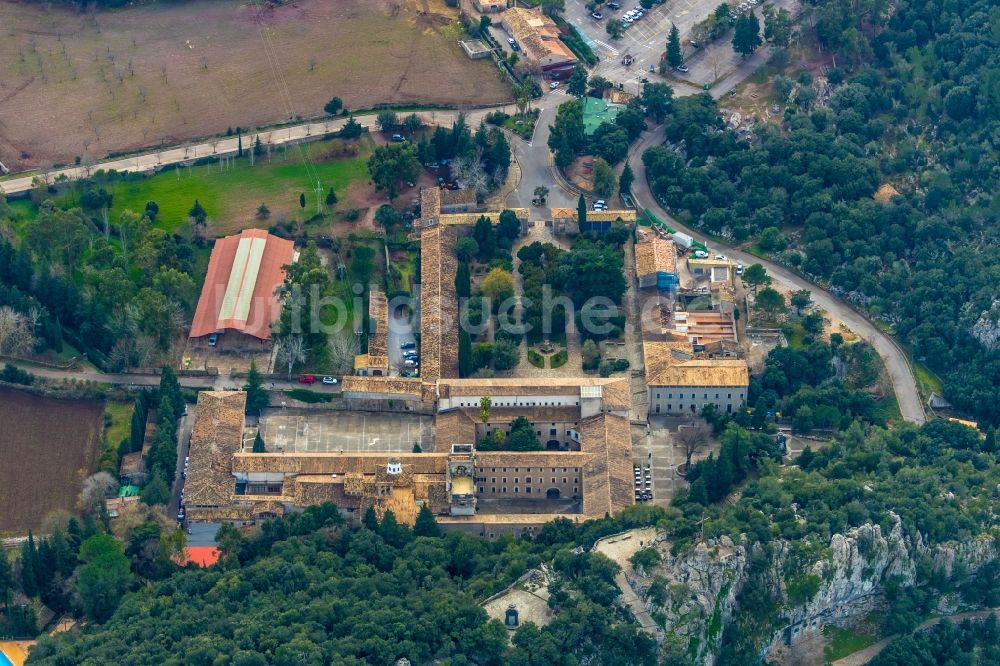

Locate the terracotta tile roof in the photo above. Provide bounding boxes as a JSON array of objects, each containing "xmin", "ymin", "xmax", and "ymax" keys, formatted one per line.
[
  {"xmin": 189, "ymin": 229, "xmax": 295, "ymax": 340},
  {"xmin": 437, "ymin": 209, "xmax": 529, "ymax": 226},
  {"xmin": 436, "ymin": 410, "xmax": 478, "ymax": 448},
  {"xmin": 340, "ymin": 376, "xmax": 423, "ymax": 397},
  {"xmin": 439, "ymin": 188, "xmax": 477, "ymax": 206},
  {"xmin": 548, "ymin": 208, "xmax": 637, "ymax": 223},
  {"xmin": 366, "ymin": 287, "xmax": 389, "ymax": 371},
  {"xmin": 419, "ymin": 226, "xmax": 459, "ymax": 381},
  {"xmin": 579, "ymin": 413, "xmax": 634, "ymax": 517},
  {"xmin": 635, "ymin": 236, "xmax": 677, "ymax": 277},
  {"xmin": 420, "ymin": 187, "xmax": 441, "ymax": 221},
  {"xmin": 504, "ymin": 7, "xmax": 576, "ymax": 64},
  {"xmin": 233, "ymin": 452, "xmax": 449, "ymax": 475},
  {"xmin": 645, "ymin": 351, "xmax": 749, "ymax": 387},
  {"xmin": 185, "ymin": 391, "xmax": 246, "ymax": 508},
  {"xmin": 476, "ymin": 451, "xmax": 593, "ymax": 468}
]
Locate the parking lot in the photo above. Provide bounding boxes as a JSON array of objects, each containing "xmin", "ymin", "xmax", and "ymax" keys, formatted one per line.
[
  {"xmin": 566, "ymin": 0, "xmax": 800, "ymax": 91},
  {"xmin": 259, "ymin": 410, "xmax": 431, "ymax": 453}
]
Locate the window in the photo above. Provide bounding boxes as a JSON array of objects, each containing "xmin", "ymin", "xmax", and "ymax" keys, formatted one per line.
[
  {"xmin": 502, "ymin": 487, "xmax": 507, "ymax": 493},
  {"xmin": 704, "ymin": 393, "xmax": 708, "ymax": 399},
  {"xmin": 716, "ymin": 393, "xmax": 720, "ymax": 399},
  {"xmin": 728, "ymin": 393, "xmax": 732, "ymax": 399},
  {"xmin": 668, "ymin": 393, "xmax": 672, "ymax": 399},
  {"xmin": 563, "ymin": 478, "xmax": 567, "ymax": 483},
  {"xmin": 502, "ymin": 477, "xmax": 507, "ymax": 483},
  {"xmin": 526, "ymin": 487, "xmax": 531, "ymax": 494},
  {"xmin": 550, "ymin": 428, "xmax": 557, "ymax": 436},
  {"xmin": 514, "ymin": 487, "xmax": 519, "ymax": 493},
  {"xmin": 478, "ymin": 487, "xmax": 483, "ymax": 493},
  {"xmin": 552, "ymin": 477, "xmax": 556, "ymax": 483}
]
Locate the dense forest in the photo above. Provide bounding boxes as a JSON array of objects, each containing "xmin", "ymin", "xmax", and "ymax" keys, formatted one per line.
[
  {"xmin": 868, "ymin": 615, "xmax": 1000, "ymax": 665},
  {"xmin": 25, "ymin": 504, "xmax": 662, "ymax": 666},
  {"xmin": 0, "ymin": 189, "xmax": 199, "ymax": 370},
  {"xmin": 643, "ymin": 0, "xmax": 1000, "ymax": 425}
]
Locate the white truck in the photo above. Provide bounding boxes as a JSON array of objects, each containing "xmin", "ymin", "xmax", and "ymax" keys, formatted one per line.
[{"xmin": 672, "ymin": 231, "xmax": 694, "ymax": 249}]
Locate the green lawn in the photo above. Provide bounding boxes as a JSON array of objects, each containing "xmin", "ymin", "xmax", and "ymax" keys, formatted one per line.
[
  {"xmin": 823, "ymin": 623, "xmax": 879, "ymax": 662},
  {"xmin": 105, "ymin": 137, "xmax": 373, "ymax": 233},
  {"xmin": 103, "ymin": 400, "xmax": 135, "ymax": 454},
  {"xmin": 913, "ymin": 360, "xmax": 944, "ymax": 399}
]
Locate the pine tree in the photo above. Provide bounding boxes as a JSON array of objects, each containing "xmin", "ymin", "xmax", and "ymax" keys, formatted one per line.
[
  {"xmin": 733, "ymin": 12, "xmax": 762, "ymax": 57},
  {"xmin": 414, "ymin": 504, "xmax": 440, "ymax": 538},
  {"xmin": 577, "ymin": 193, "xmax": 588, "ymax": 234},
  {"xmin": 362, "ymin": 505, "xmax": 379, "ymax": 531},
  {"xmin": 252, "ymin": 431, "xmax": 266, "ymax": 453},
  {"xmin": 66, "ymin": 518, "xmax": 82, "ymax": 552},
  {"xmin": 237, "ymin": 130, "xmax": 244, "ymax": 158},
  {"xmin": 667, "ymin": 23, "xmax": 682, "ymax": 68},
  {"xmin": 299, "ymin": 193, "xmax": 306, "ymax": 209},
  {"xmin": 325, "ymin": 188, "xmax": 337, "ymax": 206},
  {"xmin": 253, "ymin": 135, "xmax": 264, "ymax": 156},
  {"xmin": 688, "ymin": 476, "xmax": 708, "ymax": 506}
]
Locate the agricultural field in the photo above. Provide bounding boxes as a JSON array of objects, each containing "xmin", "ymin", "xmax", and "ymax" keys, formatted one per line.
[
  {"xmin": 0, "ymin": 388, "xmax": 104, "ymax": 534},
  {"xmin": 0, "ymin": 0, "xmax": 511, "ymax": 168}
]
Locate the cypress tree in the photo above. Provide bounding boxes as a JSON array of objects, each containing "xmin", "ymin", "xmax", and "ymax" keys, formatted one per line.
[
  {"xmin": 577, "ymin": 193, "xmax": 587, "ymax": 234},
  {"xmin": 455, "ymin": 262, "xmax": 471, "ymax": 299},
  {"xmin": 252, "ymin": 431, "xmax": 266, "ymax": 453},
  {"xmin": 459, "ymin": 330, "xmax": 472, "ymax": 378},
  {"xmin": 362, "ymin": 506, "xmax": 379, "ymax": 532},
  {"xmin": 19, "ymin": 532, "xmax": 38, "ymax": 597},
  {"xmin": 326, "ymin": 188, "xmax": 337, "ymax": 206},
  {"xmin": 414, "ymin": 504, "xmax": 441, "ymax": 538}
]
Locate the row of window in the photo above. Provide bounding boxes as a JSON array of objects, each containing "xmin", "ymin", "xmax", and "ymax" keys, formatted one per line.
[
  {"xmin": 485, "ymin": 467, "xmax": 580, "ymax": 473},
  {"xmin": 455, "ymin": 399, "xmax": 580, "ymax": 408},
  {"xmin": 476, "ymin": 477, "xmax": 576, "ymax": 484},
  {"xmin": 481, "ymin": 487, "xmax": 578, "ymax": 495},
  {"xmin": 654, "ymin": 391, "xmax": 743, "ymax": 400}
]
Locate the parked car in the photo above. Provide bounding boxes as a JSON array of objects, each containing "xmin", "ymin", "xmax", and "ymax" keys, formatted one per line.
[
  {"xmin": 715, "ymin": 254, "xmax": 727, "ymax": 260},
  {"xmin": 607, "ymin": 1, "xmax": 621, "ymax": 8},
  {"xmin": 549, "ymin": 81, "xmax": 561, "ymax": 90},
  {"xmin": 507, "ymin": 37, "xmax": 519, "ymax": 51},
  {"xmin": 298, "ymin": 374, "xmax": 317, "ymax": 384},
  {"xmin": 736, "ymin": 263, "xmax": 745, "ymax": 275},
  {"xmin": 404, "ymin": 359, "xmax": 418, "ymax": 368},
  {"xmin": 322, "ymin": 376, "xmax": 338, "ymax": 385},
  {"xmin": 694, "ymin": 250, "xmax": 710, "ymax": 259},
  {"xmin": 207, "ymin": 333, "xmax": 218, "ymax": 347},
  {"xmin": 676, "ymin": 64, "xmax": 689, "ymax": 73},
  {"xmin": 400, "ymin": 341, "xmax": 416, "ymax": 350},
  {"xmin": 591, "ymin": 11, "xmax": 603, "ymax": 19},
  {"xmin": 403, "ymin": 351, "xmax": 419, "ymax": 359},
  {"xmin": 391, "ymin": 134, "xmax": 405, "ymax": 142},
  {"xmin": 176, "ymin": 506, "xmax": 185, "ymax": 521}
]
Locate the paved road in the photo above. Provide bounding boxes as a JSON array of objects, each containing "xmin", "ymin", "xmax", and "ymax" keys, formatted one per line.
[
  {"xmin": 504, "ymin": 100, "xmax": 576, "ymax": 214},
  {"xmin": 3, "ymin": 361, "xmax": 343, "ymax": 394},
  {"xmin": 170, "ymin": 406, "xmax": 196, "ymax": 518},
  {"xmin": 628, "ymin": 126, "xmax": 926, "ymax": 424},
  {"xmin": 0, "ymin": 109, "xmax": 503, "ymax": 196}
]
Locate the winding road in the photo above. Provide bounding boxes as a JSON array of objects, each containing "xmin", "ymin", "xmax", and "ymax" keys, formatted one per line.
[
  {"xmin": 625, "ymin": 124, "xmax": 925, "ymax": 425},
  {"xmin": 0, "ymin": 41, "xmax": 925, "ymax": 423}
]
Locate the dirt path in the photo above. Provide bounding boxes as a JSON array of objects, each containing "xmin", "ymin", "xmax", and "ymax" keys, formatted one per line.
[{"xmin": 831, "ymin": 608, "xmax": 1000, "ymax": 666}]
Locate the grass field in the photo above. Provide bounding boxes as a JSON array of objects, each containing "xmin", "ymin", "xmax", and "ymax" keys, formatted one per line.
[
  {"xmin": 0, "ymin": 387, "xmax": 104, "ymax": 534},
  {"xmin": 823, "ymin": 621, "xmax": 879, "ymax": 662},
  {"xmin": 106, "ymin": 136, "xmax": 374, "ymax": 234},
  {"xmin": 13, "ymin": 135, "xmax": 374, "ymax": 236},
  {"xmin": 0, "ymin": 0, "xmax": 510, "ymax": 167}
]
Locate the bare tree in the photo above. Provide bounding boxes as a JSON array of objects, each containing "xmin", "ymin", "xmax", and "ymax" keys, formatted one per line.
[
  {"xmin": 328, "ymin": 332, "xmax": 360, "ymax": 374},
  {"xmin": 278, "ymin": 336, "xmax": 308, "ymax": 379},
  {"xmin": 677, "ymin": 423, "xmax": 711, "ymax": 467},
  {"xmin": 0, "ymin": 306, "xmax": 34, "ymax": 357},
  {"xmin": 308, "ymin": 55, "xmax": 318, "ymax": 71},
  {"xmin": 80, "ymin": 472, "xmax": 118, "ymax": 513},
  {"xmin": 707, "ymin": 48, "xmax": 726, "ymax": 82}
]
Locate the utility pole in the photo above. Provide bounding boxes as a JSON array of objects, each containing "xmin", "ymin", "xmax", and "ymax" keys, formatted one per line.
[{"xmin": 314, "ymin": 179, "xmax": 323, "ymax": 215}]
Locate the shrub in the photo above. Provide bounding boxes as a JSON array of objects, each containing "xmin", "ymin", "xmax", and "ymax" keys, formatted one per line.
[
  {"xmin": 528, "ymin": 350, "xmax": 545, "ymax": 368},
  {"xmin": 551, "ymin": 350, "xmax": 568, "ymax": 368},
  {"xmin": 287, "ymin": 389, "xmax": 333, "ymax": 404}
]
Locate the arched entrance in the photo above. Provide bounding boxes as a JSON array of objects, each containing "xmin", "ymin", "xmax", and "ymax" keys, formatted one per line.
[
  {"xmin": 546, "ymin": 488, "xmax": 561, "ymax": 500},
  {"xmin": 546, "ymin": 439, "xmax": 561, "ymax": 450}
]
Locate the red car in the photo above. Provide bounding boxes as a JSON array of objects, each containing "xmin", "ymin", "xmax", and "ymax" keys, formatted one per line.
[{"xmin": 297, "ymin": 374, "xmax": 316, "ymax": 384}]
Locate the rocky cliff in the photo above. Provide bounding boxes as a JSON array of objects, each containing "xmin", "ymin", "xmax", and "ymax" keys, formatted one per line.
[{"xmin": 632, "ymin": 514, "xmax": 998, "ymax": 664}]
